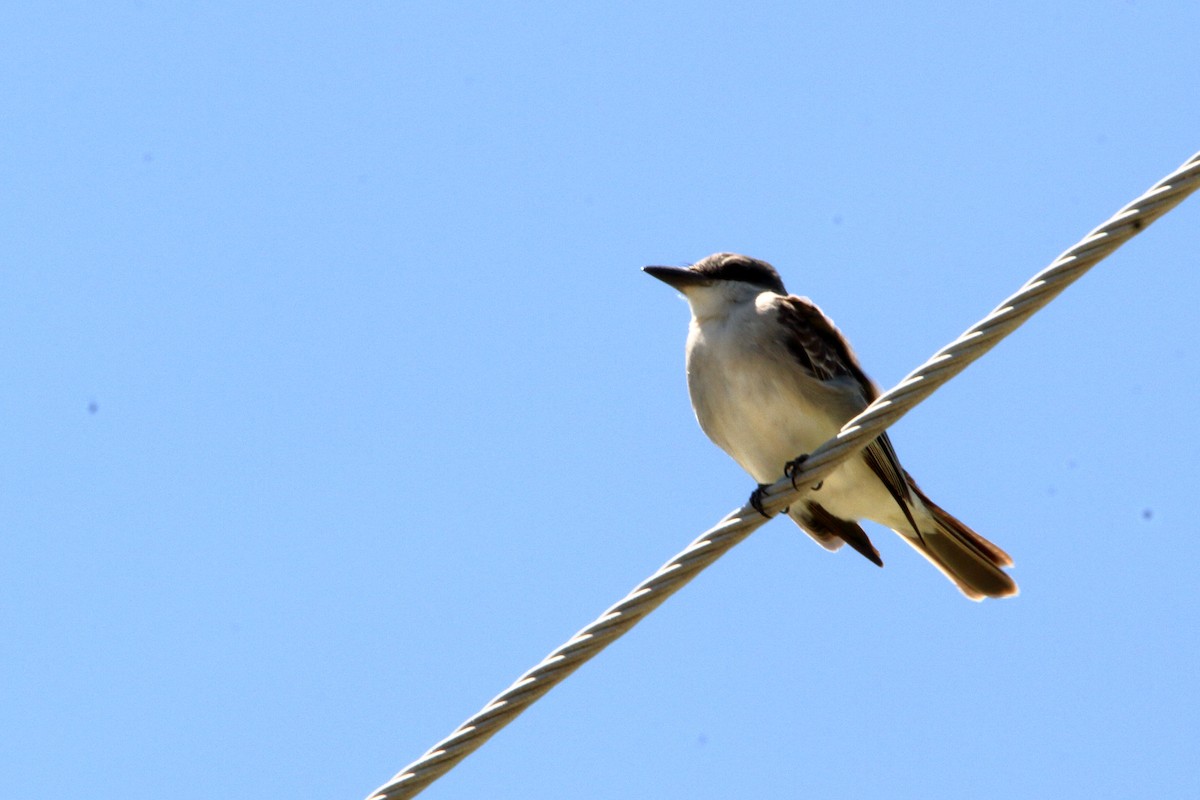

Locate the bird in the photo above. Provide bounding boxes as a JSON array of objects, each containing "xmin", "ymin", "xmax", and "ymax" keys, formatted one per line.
[{"xmin": 644, "ymin": 252, "xmax": 1017, "ymax": 600}]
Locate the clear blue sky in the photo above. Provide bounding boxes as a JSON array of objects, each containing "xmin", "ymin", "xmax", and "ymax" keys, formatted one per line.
[{"xmin": 3, "ymin": 3, "xmax": 1198, "ymax": 799}]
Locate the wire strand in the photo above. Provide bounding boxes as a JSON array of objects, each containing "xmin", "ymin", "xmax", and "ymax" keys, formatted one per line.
[{"xmin": 366, "ymin": 151, "xmax": 1200, "ymax": 800}]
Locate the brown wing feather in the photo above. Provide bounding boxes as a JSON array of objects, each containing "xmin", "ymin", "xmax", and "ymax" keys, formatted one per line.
[
  {"xmin": 776, "ymin": 297, "xmax": 877, "ymax": 395},
  {"xmin": 777, "ymin": 297, "xmax": 918, "ymax": 532}
]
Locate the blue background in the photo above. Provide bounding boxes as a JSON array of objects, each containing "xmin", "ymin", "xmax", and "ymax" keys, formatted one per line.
[{"xmin": 3, "ymin": 3, "xmax": 1198, "ymax": 798}]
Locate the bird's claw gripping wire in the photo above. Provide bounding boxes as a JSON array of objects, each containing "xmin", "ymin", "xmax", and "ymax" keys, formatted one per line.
[
  {"xmin": 748, "ymin": 484, "xmax": 773, "ymax": 518},
  {"xmin": 784, "ymin": 453, "xmax": 823, "ymax": 492}
]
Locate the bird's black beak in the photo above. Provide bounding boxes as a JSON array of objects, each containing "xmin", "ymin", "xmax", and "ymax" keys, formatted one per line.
[{"xmin": 642, "ymin": 265, "xmax": 710, "ymax": 291}]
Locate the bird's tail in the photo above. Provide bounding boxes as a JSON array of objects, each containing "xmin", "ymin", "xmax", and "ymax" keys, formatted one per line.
[{"xmin": 906, "ymin": 485, "xmax": 1018, "ymax": 601}]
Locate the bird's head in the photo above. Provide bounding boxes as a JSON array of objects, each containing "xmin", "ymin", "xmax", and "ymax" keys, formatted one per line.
[{"xmin": 643, "ymin": 252, "xmax": 787, "ymax": 319}]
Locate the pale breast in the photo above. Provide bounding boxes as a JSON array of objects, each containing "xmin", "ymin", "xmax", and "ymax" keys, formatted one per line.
[{"xmin": 685, "ymin": 303, "xmax": 864, "ymax": 484}]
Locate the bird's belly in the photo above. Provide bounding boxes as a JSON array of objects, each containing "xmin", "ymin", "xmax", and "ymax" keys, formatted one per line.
[
  {"xmin": 685, "ymin": 316, "xmax": 909, "ymax": 530},
  {"xmin": 689, "ymin": 354, "xmax": 844, "ymax": 485},
  {"xmin": 695, "ymin": 368, "xmax": 901, "ymax": 524}
]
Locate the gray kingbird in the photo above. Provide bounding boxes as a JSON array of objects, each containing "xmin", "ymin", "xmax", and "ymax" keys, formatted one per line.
[{"xmin": 645, "ymin": 252, "xmax": 1017, "ymax": 600}]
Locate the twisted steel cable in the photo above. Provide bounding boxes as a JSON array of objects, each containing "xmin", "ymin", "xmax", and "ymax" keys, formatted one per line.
[{"xmin": 367, "ymin": 151, "xmax": 1200, "ymax": 800}]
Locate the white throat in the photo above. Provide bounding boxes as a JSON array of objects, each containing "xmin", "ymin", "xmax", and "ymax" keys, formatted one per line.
[{"xmin": 683, "ymin": 281, "xmax": 772, "ymax": 322}]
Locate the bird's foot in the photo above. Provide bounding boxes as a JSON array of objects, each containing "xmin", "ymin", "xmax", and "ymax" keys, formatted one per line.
[
  {"xmin": 784, "ymin": 453, "xmax": 823, "ymax": 491},
  {"xmin": 749, "ymin": 483, "xmax": 773, "ymax": 518}
]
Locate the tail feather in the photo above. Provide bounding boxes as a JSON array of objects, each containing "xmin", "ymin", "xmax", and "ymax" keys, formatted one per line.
[
  {"xmin": 789, "ymin": 502, "xmax": 883, "ymax": 567},
  {"xmin": 781, "ymin": 478, "xmax": 1016, "ymax": 600},
  {"xmin": 908, "ymin": 486, "xmax": 1017, "ymax": 600}
]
